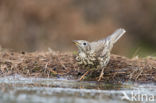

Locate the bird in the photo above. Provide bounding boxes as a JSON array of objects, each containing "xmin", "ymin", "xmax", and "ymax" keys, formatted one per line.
[{"xmin": 73, "ymin": 28, "xmax": 126, "ymax": 81}]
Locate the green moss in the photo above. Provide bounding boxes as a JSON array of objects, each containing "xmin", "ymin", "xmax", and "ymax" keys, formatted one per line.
[{"xmin": 73, "ymin": 51, "xmax": 78, "ymax": 55}]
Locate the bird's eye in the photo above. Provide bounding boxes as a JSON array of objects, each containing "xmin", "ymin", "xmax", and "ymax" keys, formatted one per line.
[{"xmin": 83, "ymin": 42, "xmax": 87, "ymax": 46}]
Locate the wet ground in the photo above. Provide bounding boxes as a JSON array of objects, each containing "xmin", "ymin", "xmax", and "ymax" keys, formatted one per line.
[{"xmin": 0, "ymin": 75, "xmax": 155, "ymax": 103}]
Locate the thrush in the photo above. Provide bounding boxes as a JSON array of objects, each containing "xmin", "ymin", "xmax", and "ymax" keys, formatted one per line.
[{"xmin": 73, "ymin": 28, "xmax": 126, "ymax": 81}]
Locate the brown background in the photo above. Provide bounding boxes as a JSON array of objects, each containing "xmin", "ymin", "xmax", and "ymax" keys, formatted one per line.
[{"xmin": 0, "ymin": 0, "xmax": 156, "ymax": 57}]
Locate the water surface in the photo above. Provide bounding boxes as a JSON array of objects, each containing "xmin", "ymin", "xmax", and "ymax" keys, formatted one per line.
[{"xmin": 0, "ymin": 75, "xmax": 155, "ymax": 103}]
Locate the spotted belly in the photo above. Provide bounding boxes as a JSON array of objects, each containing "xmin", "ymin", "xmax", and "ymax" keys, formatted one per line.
[{"xmin": 76, "ymin": 55, "xmax": 99, "ymax": 68}]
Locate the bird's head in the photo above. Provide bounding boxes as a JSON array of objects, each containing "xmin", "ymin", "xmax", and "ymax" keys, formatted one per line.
[{"xmin": 73, "ymin": 40, "xmax": 91, "ymax": 52}]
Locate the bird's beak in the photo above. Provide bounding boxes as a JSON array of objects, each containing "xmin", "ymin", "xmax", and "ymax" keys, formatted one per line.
[{"xmin": 72, "ymin": 40, "xmax": 79, "ymax": 46}]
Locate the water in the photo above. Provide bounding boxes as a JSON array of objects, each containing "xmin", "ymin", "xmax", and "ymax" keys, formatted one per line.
[{"xmin": 0, "ymin": 75, "xmax": 155, "ymax": 103}]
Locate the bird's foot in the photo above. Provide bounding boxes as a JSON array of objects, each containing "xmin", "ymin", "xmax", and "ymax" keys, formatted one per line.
[
  {"xmin": 98, "ymin": 68, "xmax": 104, "ymax": 81},
  {"xmin": 79, "ymin": 71, "xmax": 89, "ymax": 81}
]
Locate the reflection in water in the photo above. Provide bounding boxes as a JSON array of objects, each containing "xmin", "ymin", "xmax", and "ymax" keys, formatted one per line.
[{"xmin": 0, "ymin": 75, "xmax": 155, "ymax": 103}]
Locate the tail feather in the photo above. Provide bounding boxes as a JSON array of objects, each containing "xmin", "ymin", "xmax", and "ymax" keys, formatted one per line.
[{"xmin": 107, "ymin": 28, "xmax": 126, "ymax": 44}]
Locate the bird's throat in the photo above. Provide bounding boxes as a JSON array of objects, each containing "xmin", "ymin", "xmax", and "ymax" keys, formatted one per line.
[{"xmin": 79, "ymin": 52, "xmax": 87, "ymax": 58}]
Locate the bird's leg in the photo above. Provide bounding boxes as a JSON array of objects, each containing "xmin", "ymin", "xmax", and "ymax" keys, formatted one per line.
[
  {"xmin": 98, "ymin": 67, "xmax": 105, "ymax": 81},
  {"xmin": 98, "ymin": 53, "xmax": 110, "ymax": 81},
  {"xmin": 79, "ymin": 71, "xmax": 89, "ymax": 81}
]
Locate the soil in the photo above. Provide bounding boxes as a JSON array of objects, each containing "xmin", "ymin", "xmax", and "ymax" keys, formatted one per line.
[{"xmin": 0, "ymin": 50, "xmax": 155, "ymax": 83}]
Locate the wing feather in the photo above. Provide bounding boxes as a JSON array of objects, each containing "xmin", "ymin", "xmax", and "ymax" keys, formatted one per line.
[{"xmin": 90, "ymin": 28, "xmax": 126, "ymax": 56}]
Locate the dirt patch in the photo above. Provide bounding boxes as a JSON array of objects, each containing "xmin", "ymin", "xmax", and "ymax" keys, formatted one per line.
[{"xmin": 0, "ymin": 50, "xmax": 155, "ymax": 83}]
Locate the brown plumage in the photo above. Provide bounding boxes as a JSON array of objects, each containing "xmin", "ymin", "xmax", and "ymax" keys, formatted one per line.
[{"xmin": 73, "ymin": 28, "xmax": 126, "ymax": 81}]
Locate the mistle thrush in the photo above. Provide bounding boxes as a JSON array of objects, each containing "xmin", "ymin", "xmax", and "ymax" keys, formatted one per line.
[{"xmin": 73, "ymin": 28, "xmax": 126, "ymax": 81}]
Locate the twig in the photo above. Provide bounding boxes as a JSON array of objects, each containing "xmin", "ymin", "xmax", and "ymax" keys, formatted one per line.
[{"xmin": 57, "ymin": 57, "xmax": 68, "ymax": 70}]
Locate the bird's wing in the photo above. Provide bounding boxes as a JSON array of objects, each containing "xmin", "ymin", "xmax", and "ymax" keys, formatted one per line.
[
  {"xmin": 90, "ymin": 28, "xmax": 126, "ymax": 56},
  {"xmin": 90, "ymin": 40, "xmax": 106, "ymax": 56}
]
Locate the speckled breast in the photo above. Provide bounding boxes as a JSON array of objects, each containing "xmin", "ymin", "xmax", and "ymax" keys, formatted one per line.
[{"xmin": 76, "ymin": 53, "xmax": 99, "ymax": 68}]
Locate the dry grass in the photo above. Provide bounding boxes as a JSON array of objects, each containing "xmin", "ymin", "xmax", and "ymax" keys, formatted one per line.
[{"xmin": 0, "ymin": 50, "xmax": 155, "ymax": 83}]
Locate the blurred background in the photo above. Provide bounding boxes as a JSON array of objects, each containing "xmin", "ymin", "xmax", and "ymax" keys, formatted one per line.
[{"xmin": 0, "ymin": 0, "xmax": 155, "ymax": 57}]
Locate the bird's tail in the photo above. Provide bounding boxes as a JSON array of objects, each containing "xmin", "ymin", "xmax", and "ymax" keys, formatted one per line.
[{"xmin": 107, "ymin": 28, "xmax": 126, "ymax": 44}]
